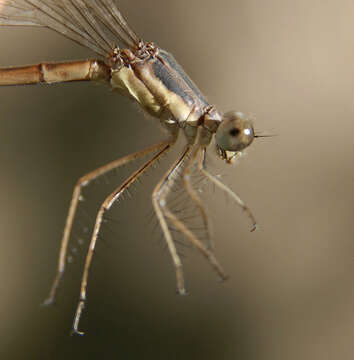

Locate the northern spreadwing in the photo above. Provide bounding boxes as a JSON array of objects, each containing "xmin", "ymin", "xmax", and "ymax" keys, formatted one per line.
[{"xmin": 0, "ymin": 0, "xmax": 262, "ymax": 335}]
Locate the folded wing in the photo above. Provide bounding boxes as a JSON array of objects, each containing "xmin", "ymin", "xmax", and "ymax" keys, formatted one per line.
[{"xmin": 0, "ymin": 0, "xmax": 141, "ymax": 57}]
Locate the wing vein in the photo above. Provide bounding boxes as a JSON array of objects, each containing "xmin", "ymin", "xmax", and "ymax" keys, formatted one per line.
[{"xmin": 0, "ymin": 0, "xmax": 142, "ymax": 56}]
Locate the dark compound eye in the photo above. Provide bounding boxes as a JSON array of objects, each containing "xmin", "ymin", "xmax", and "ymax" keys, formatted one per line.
[
  {"xmin": 229, "ymin": 128, "xmax": 240, "ymax": 137},
  {"xmin": 215, "ymin": 111, "xmax": 255, "ymax": 152}
]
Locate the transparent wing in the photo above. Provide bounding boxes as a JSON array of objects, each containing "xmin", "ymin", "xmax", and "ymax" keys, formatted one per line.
[{"xmin": 0, "ymin": 0, "xmax": 141, "ymax": 57}]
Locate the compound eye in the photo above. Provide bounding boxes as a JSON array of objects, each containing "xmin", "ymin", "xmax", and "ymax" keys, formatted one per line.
[
  {"xmin": 215, "ymin": 111, "xmax": 254, "ymax": 152},
  {"xmin": 229, "ymin": 127, "xmax": 240, "ymax": 137}
]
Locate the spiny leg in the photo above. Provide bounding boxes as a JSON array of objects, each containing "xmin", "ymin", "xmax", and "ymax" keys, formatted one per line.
[
  {"xmin": 199, "ymin": 148, "xmax": 257, "ymax": 232},
  {"xmin": 163, "ymin": 145, "xmax": 227, "ymax": 281},
  {"xmin": 43, "ymin": 141, "xmax": 172, "ymax": 306},
  {"xmin": 72, "ymin": 141, "xmax": 173, "ymax": 335},
  {"xmin": 182, "ymin": 144, "xmax": 214, "ymax": 250},
  {"xmin": 163, "ymin": 208, "xmax": 228, "ymax": 281},
  {"xmin": 152, "ymin": 146, "xmax": 192, "ymax": 295}
]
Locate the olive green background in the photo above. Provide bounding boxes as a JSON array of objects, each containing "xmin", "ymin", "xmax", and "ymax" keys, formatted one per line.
[{"xmin": 1, "ymin": 0, "xmax": 354, "ymax": 359}]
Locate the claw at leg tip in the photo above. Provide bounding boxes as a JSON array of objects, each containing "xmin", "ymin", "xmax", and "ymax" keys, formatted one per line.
[
  {"xmin": 250, "ymin": 223, "xmax": 258, "ymax": 232},
  {"xmin": 219, "ymin": 274, "xmax": 230, "ymax": 283},
  {"xmin": 41, "ymin": 297, "xmax": 54, "ymax": 307},
  {"xmin": 71, "ymin": 329, "xmax": 85, "ymax": 336},
  {"xmin": 176, "ymin": 288, "xmax": 188, "ymax": 296}
]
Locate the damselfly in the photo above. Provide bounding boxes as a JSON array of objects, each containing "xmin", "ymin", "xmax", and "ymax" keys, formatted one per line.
[{"xmin": 0, "ymin": 0, "xmax": 262, "ymax": 335}]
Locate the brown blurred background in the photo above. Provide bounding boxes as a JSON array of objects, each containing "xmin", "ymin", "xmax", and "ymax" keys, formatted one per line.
[{"xmin": 1, "ymin": 0, "xmax": 354, "ymax": 359}]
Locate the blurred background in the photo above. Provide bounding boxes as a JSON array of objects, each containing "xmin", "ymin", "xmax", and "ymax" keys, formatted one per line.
[{"xmin": 1, "ymin": 0, "xmax": 354, "ymax": 359}]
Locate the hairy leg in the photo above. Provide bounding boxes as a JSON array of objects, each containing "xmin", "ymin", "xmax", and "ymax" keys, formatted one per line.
[
  {"xmin": 153, "ymin": 144, "xmax": 228, "ymax": 296},
  {"xmin": 152, "ymin": 146, "xmax": 191, "ymax": 295},
  {"xmin": 182, "ymin": 144, "xmax": 213, "ymax": 249},
  {"xmin": 199, "ymin": 148, "xmax": 257, "ymax": 232},
  {"xmin": 43, "ymin": 141, "xmax": 173, "ymax": 306},
  {"xmin": 72, "ymin": 141, "xmax": 174, "ymax": 335}
]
